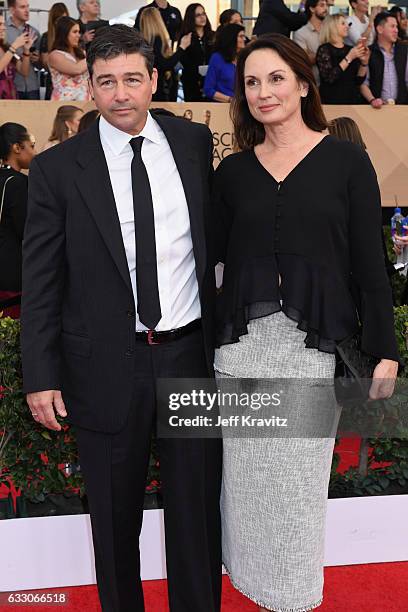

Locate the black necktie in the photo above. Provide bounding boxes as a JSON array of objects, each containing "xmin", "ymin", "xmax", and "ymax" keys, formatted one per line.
[{"xmin": 129, "ymin": 136, "xmax": 161, "ymax": 329}]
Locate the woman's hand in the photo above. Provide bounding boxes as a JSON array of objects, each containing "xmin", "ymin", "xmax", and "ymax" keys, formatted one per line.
[
  {"xmin": 179, "ymin": 32, "xmax": 192, "ymax": 50},
  {"xmin": 348, "ymin": 44, "xmax": 367, "ymax": 62},
  {"xmin": 394, "ymin": 234, "xmax": 408, "ymax": 252},
  {"xmin": 360, "ymin": 47, "xmax": 370, "ymax": 66},
  {"xmin": 369, "ymin": 359, "xmax": 398, "ymax": 400}
]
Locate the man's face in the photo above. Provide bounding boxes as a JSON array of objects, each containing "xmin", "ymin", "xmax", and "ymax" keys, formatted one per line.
[
  {"xmin": 377, "ymin": 17, "xmax": 399, "ymax": 44},
  {"xmin": 11, "ymin": 0, "xmax": 30, "ymax": 23},
  {"xmin": 81, "ymin": 0, "xmax": 100, "ymax": 19},
  {"xmin": 89, "ymin": 53, "xmax": 158, "ymax": 135},
  {"xmin": 311, "ymin": 0, "xmax": 328, "ymax": 21}
]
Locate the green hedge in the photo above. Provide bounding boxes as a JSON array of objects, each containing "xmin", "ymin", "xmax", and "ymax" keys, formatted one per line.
[{"xmin": 1, "ymin": 304, "xmax": 407, "ymax": 513}]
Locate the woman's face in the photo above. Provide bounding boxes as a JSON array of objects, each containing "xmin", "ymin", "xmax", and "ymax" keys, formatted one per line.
[
  {"xmin": 66, "ymin": 109, "xmax": 83, "ymax": 136},
  {"xmin": 229, "ymin": 12, "xmax": 243, "ymax": 25},
  {"xmin": 195, "ymin": 5, "xmax": 207, "ymax": 28},
  {"xmin": 244, "ymin": 49, "xmax": 307, "ymax": 128},
  {"xmin": 236, "ymin": 30, "xmax": 246, "ymax": 52},
  {"xmin": 67, "ymin": 24, "xmax": 81, "ymax": 49},
  {"xmin": 18, "ymin": 135, "xmax": 37, "ymax": 169},
  {"xmin": 336, "ymin": 17, "xmax": 349, "ymax": 40},
  {"xmin": 0, "ymin": 15, "xmax": 6, "ymax": 42}
]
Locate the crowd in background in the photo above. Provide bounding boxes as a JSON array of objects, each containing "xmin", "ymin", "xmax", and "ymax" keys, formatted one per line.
[
  {"xmin": 0, "ymin": 0, "xmax": 407, "ymax": 105},
  {"xmin": 1, "ymin": 1, "xmax": 408, "ymax": 311}
]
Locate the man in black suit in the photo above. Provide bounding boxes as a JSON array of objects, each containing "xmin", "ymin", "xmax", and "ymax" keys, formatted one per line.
[
  {"xmin": 21, "ymin": 24, "xmax": 221, "ymax": 612},
  {"xmin": 253, "ymin": 0, "xmax": 307, "ymax": 37}
]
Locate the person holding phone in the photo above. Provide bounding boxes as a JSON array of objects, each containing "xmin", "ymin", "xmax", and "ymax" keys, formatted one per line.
[
  {"xmin": 77, "ymin": 0, "xmax": 101, "ymax": 45},
  {"xmin": 345, "ymin": 0, "xmax": 382, "ymax": 47},
  {"xmin": 0, "ymin": 13, "xmax": 35, "ymax": 99},
  {"xmin": 316, "ymin": 14, "xmax": 369, "ymax": 103},
  {"xmin": 6, "ymin": 0, "xmax": 41, "ymax": 99}
]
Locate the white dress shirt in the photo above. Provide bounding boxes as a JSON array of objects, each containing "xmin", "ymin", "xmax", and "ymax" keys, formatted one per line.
[
  {"xmin": 344, "ymin": 14, "xmax": 374, "ymax": 47},
  {"xmin": 99, "ymin": 112, "xmax": 201, "ymax": 331}
]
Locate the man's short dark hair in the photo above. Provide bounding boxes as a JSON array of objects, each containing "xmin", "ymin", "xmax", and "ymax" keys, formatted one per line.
[
  {"xmin": 86, "ymin": 24, "xmax": 155, "ymax": 79},
  {"xmin": 374, "ymin": 11, "xmax": 397, "ymax": 32},
  {"xmin": 7, "ymin": 0, "xmax": 17, "ymax": 8},
  {"xmin": 305, "ymin": 0, "xmax": 321, "ymax": 21}
]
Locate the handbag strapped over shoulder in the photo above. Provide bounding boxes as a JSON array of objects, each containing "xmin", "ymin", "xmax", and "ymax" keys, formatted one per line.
[{"xmin": 0, "ymin": 175, "xmax": 15, "ymax": 224}]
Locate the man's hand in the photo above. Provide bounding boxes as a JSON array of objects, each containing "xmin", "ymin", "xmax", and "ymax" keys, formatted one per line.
[
  {"xmin": 26, "ymin": 390, "xmax": 67, "ymax": 431},
  {"xmin": 370, "ymin": 98, "xmax": 383, "ymax": 109},
  {"xmin": 82, "ymin": 29, "xmax": 95, "ymax": 43},
  {"xmin": 30, "ymin": 49, "xmax": 40, "ymax": 64}
]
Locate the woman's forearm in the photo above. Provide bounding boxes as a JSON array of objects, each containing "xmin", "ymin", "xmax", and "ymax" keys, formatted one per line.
[
  {"xmin": 0, "ymin": 48, "xmax": 14, "ymax": 74},
  {"xmin": 17, "ymin": 52, "xmax": 31, "ymax": 77},
  {"xmin": 213, "ymin": 91, "xmax": 231, "ymax": 103}
]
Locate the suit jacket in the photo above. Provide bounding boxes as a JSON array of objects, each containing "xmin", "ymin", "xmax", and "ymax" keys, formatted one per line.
[
  {"xmin": 367, "ymin": 42, "xmax": 408, "ymax": 104},
  {"xmin": 253, "ymin": 0, "xmax": 306, "ymax": 37},
  {"xmin": 21, "ymin": 113, "xmax": 216, "ymax": 433}
]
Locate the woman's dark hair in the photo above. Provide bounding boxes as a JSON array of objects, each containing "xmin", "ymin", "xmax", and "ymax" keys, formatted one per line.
[
  {"xmin": 47, "ymin": 2, "xmax": 69, "ymax": 51},
  {"xmin": 49, "ymin": 104, "xmax": 82, "ymax": 142},
  {"xmin": 78, "ymin": 109, "xmax": 100, "ymax": 132},
  {"xmin": 327, "ymin": 117, "xmax": 366, "ymax": 149},
  {"xmin": 215, "ymin": 23, "xmax": 245, "ymax": 63},
  {"xmin": 0, "ymin": 122, "xmax": 30, "ymax": 161},
  {"xmin": 219, "ymin": 9, "xmax": 242, "ymax": 27},
  {"xmin": 52, "ymin": 16, "xmax": 85, "ymax": 59},
  {"xmin": 231, "ymin": 34, "xmax": 327, "ymax": 151},
  {"xmin": 87, "ymin": 24, "xmax": 154, "ymax": 79},
  {"xmin": 389, "ymin": 6, "xmax": 406, "ymax": 39},
  {"xmin": 179, "ymin": 3, "xmax": 214, "ymax": 40}
]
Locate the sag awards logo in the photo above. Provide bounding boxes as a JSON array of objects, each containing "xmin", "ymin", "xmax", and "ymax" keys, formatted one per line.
[{"xmin": 179, "ymin": 108, "xmax": 235, "ymax": 162}]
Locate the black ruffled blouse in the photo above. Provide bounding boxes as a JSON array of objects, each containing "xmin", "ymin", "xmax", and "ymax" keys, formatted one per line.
[{"xmin": 213, "ymin": 136, "xmax": 400, "ymax": 362}]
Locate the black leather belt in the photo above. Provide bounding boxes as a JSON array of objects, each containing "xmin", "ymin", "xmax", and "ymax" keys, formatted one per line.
[{"xmin": 135, "ymin": 319, "xmax": 201, "ymax": 345}]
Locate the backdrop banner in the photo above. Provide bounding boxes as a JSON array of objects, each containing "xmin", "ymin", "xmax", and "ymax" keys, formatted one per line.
[{"xmin": 1, "ymin": 101, "xmax": 407, "ymax": 207}]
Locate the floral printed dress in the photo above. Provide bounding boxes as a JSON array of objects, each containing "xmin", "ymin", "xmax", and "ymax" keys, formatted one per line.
[{"xmin": 50, "ymin": 50, "xmax": 90, "ymax": 101}]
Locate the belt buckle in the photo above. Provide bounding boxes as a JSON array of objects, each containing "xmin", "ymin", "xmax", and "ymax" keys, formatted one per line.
[{"xmin": 147, "ymin": 330, "xmax": 159, "ymax": 345}]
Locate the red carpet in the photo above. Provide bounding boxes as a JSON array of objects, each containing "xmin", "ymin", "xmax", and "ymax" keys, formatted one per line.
[{"xmin": 1, "ymin": 563, "xmax": 407, "ymax": 611}]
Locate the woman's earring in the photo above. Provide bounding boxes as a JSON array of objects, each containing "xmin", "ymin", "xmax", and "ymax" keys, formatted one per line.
[{"xmin": 67, "ymin": 128, "xmax": 73, "ymax": 136}]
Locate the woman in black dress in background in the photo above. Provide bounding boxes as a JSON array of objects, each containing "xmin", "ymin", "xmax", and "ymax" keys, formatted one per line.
[
  {"xmin": 0, "ymin": 123, "xmax": 36, "ymax": 315},
  {"xmin": 179, "ymin": 3, "xmax": 214, "ymax": 101},
  {"xmin": 214, "ymin": 34, "xmax": 399, "ymax": 612},
  {"xmin": 316, "ymin": 14, "xmax": 369, "ymax": 103}
]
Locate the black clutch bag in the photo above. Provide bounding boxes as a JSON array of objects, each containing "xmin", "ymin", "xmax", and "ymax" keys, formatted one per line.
[{"xmin": 334, "ymin": 332, "xmax": 379, "ymax": 404}]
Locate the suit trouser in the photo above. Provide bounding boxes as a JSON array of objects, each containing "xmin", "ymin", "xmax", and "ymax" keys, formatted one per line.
[{"xmin": 74, "ymin": 328, "xmax": 222, "ymax": 612}]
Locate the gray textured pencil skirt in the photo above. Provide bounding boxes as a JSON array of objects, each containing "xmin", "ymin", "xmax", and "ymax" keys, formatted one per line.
[{"xmin": 214, "ymin": 311, "xmax": 338, "ymax": 612}]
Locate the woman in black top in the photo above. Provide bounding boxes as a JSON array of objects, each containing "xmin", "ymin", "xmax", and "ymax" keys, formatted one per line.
[
  {"xmin": 179, "ymin": 3, "xmax": 214, "ymax": 101},
  {"xmin": 316, "ymin": 14, "xmax": 369, "ymax": 104},
  {"xmin": 0, "ymin": 123, "xmax": 36, "ymax": 301},
  {"xmin": 139, "ymin": 7, "xmax": 192, "ymax": 101},
  {"xmin": 213, "ymin": 34, "xmax": 398, "ymax": 612}
]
